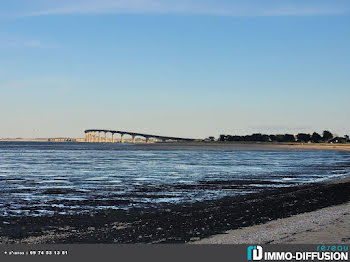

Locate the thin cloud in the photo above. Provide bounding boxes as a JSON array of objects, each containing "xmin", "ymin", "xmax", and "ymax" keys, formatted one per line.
[{"xmin": 21, "ymin": 0, "xmax": 350, "ymax": 17}]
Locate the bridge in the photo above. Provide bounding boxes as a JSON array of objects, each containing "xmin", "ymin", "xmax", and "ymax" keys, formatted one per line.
[{"xmin": 84, "ymin": 129, "xmax": 195, "ymax": 144}]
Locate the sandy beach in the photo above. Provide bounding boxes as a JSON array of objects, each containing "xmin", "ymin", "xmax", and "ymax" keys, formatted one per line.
[
  {"xmin": 195, "ymin": 177, "xmax": 350, "ymax": 244},
  {"xmin": 194, "ymin": 177, "xmax": 350, "ymax": 244},
  {"xmin": 195, "ymin": 201, "xmax": 350, "ymax": 244}
]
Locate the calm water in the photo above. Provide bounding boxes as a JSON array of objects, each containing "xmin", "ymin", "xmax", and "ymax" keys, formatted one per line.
[{"xmin": 0, "ymin": 142, "xmax": 349, "ymax": 217}]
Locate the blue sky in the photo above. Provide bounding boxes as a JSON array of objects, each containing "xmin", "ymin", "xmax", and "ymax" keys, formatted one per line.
[{"xmin": 1, "ymin": 0, "xmax": 349, "ymax": 138}]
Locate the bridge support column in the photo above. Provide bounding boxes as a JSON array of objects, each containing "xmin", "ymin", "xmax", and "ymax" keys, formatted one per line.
[
  {"xmin": 98, "ymin": 132, "xmax": 101, "ymax": 143},
  {"xmin": 111, "ymin": 133, "xmax": 114, "ymax": 143},
  {"xmin": 93, "ymin": 132, "xmax": 97, "ymax": 143},
  {"xmin": 132, "ymin": 135, "xmax": 136, "ymax": 144},
  {"xmin": 120, "ymin": 134, "xmax": 124, "ymax": 144},
  {"xmin": 145, "ymin": 137, "xmax": 149, "ymax": 143},
  {"xmin": 105, "ymin": 132, "xmax": 108, "ymax": 143}
]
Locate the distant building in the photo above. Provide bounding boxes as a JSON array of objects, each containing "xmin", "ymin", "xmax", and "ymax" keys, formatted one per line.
[{"xmin": 48, "ymin": 138, "xmax": 83, "ymax": 142}]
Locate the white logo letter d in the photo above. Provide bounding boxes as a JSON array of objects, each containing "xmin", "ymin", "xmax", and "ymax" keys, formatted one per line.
[{"xmin": 252, "ymin": 246, "xmax": 263, "ymax": 260}]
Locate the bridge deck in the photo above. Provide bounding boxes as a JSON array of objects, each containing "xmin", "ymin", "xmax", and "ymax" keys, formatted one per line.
[{"xmin": 84, "ymin": 129, "xmax": 195, "ymax": 141}]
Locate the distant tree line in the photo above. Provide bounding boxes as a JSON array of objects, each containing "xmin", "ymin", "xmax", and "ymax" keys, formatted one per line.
[{"xmin": 218, "ymin": 130, "xmax": 349, "ymax": 144}]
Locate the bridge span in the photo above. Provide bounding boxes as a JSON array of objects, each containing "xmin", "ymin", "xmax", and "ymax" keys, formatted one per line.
[{"xmin": 84, "ymin": 129, "xmax": 195, "ymax": 144}]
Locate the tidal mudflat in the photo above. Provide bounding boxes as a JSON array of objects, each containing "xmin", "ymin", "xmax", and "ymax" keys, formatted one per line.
[{"xmin": 0, "ymin": 142, "xmax": 349, "ymax": 243}]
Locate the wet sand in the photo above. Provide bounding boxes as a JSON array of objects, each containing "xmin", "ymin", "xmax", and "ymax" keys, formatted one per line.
[{"xmin": 1, "ymin": 176, "xmax": 350, "ymax": 244}]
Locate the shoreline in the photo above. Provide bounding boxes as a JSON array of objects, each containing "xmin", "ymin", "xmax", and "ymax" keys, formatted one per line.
[
  {"xmin": 133, "ymin": 142, "xmax": 350, "ymax": 151},
  {"xmin": 195, "ymin": 201, "xmax": 350, "ymax": 244},
  {"xmin": 1, "ymin": 140, "xmax": 350, "ymax": 151},
  {"xmin": 1, "ymin": 176, "xmax": 350, "ymax": 244},
  {"xmin": 194, "ymin": 177, "xmax": 350, "ymax": 244}
]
